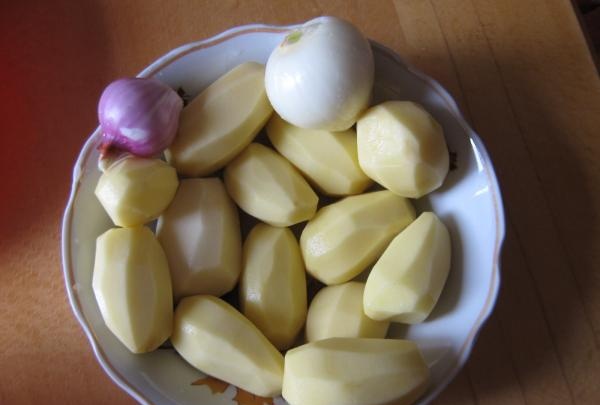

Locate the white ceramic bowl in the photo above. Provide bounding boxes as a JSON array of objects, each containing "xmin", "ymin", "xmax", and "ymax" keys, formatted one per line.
[{"xmin": 62, "ymin": 23, "xmax": 505, "ymax": 405}]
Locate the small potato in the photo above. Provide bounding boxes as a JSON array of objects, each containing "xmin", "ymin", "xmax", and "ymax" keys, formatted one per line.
[
  {"xmin": 166, "ymin": 62, "xmax": 274, "ymax": 176},
  {"xmin": 240, "ymin": 223, "xmax": 307, "ymax": 350},
  {"xmin": 156, "ymin": 178, "xmax": 241, "ymax": 300},
  {"xmin": 283, "ymin": 338, "xmax": 430, "ymax": 405},
  {"xmin": 364, "ymin": 212, "xmax": 451, "ymax": 323},
  {"xmin": 171, "ymin": 295, "xmax": 284, "ymax": 397},
  {"xmin": 357, "ymin": 101, "xmax": 449, "ymax": 198},
  {"xmin": 300, "ymin": 190, "xmax": 415, "ymax": 285},
  {"xmin": 224, "ymin": 143, "xmax": 318, "ymax": 227},
  {"xmin": 95, "ymin": 156, "xmax": 178, "ymax": 227},
  {"xmin": 306, "ymin": 282, "xmax": 389, "ymax": 342},
  {"xmin": 266, "ymin": 114, "xmax": 371, "ymax": 196},
  {"xmin": 92, "ymin": 227, "xmax": 173, "ymax": 353}
]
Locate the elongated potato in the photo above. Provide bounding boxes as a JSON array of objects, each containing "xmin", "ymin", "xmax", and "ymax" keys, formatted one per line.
[
  {"xmin": 300, "ymin": 190, "xmax": 415, "ymax": 284},
  {"xmin": 171, "ymin": 295, "xmax": 284, "ymax": 397},
  {"xmin": 306, "ymin": 282, "xmax": 388, "ymax": 342},
  {"xmin": 240, "ymin": 224, "xmax": 307, "ymax": 350},
  {"xmin": 364, "ymin": 212, "xmax": 451, "ymax": 323},
  {"xmin": 156, "ymin": 178, "xmax": 241, "ymax": 300},
  {"xmin": 224, "ymin": 143, "xmax": 318, "ymax": 226},
  {"xmin": 283, "ymin": 338, "xmax": 430, "ymax": 405},
  {"xmin": 166, "ymin": 62, "xmax": 273, "ymax": 176},
  {"xmin": 357, "ymin": 101, "xmax": 449, "ymax": 198},
  {"xmin": 95, "ymin": 156, "xmax": 178, "ymax": 227},
  {"xmin": 92, "ymin": 227, "xmax": 173, "ymax": 353},
  {"xmin": 266, "ymin": 114, "xmax": 371, "ymax": 196}
]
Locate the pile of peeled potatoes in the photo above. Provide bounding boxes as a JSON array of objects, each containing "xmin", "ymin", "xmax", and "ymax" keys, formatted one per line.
[{"xmin": 92, "ymin": 16, "xmax": 452, "ymax": 405}]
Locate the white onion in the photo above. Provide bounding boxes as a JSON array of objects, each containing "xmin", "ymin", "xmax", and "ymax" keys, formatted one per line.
[{"xmin": 265, "ymin": 16, "xmax": 374, "ymax": 132}]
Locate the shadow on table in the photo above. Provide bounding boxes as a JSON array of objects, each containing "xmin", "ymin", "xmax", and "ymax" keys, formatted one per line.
[
  {"xmin": 423, "ymin": 47, "xmax": 598, "ymax": 403},
  {"xmin": 0, "ymin": 1, "xmax": 116, "ymax": 260}
]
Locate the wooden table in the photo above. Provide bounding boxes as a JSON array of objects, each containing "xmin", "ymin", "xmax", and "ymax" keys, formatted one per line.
[{"xmin": 2, "ymin": 1, "xmax": 599, "ymax": 404}]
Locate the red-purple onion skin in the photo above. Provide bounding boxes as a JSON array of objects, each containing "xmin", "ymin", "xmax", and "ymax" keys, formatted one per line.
[{"xmin": 98, "ymin": 77, "xmax": 183, "ymax": 157}]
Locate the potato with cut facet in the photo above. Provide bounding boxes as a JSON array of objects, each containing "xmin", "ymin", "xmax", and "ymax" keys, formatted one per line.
[
  {"xmin": 95, "ymin": 156, "xmax": 178, "ymax": 227},
  {"xmin": 171, "ymin": 295, "xmax": 284, "ymax": 397},
  {"xmin": 266, "ymin": 114, "xmax": 371, "ymax": 196},
  {"xmin": 156, "ymin": 178, "xmax": 241, "ymax": 300},
  {"xmin": 283, "ymin": 338, "xmax": 430, "ymax": 405},
  {"xmin": 240, "ymin": 223, "xmax": 307, "ymax": 350},
  {"xmin": 364, "ymin": 212, "xmax": 451, "ymax": 323},
  {"xmin": 92, "ymin": 227, "xmax": 173, "ymax": 353},
  {"xmin": 300, "ymin": 190, "xmax": 415, "ymax": 285},
  {"xmin": 357, "ymin": 101, "xmax": 449, "ymax": 198},
  {"xmin": 224, "ymin": 143, "xmax": 318, "ymax": 227},
  {"xmin": 166, "ymin": 62, "xmax": 273, "ymax": 176},
  {"xmin": 306, "ymin": 282, "xmax": 388, "ymax": 342}
]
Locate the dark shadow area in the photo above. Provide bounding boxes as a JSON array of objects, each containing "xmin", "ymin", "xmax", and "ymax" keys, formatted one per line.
[
  {"xmin": 426, "ymin": 37, "xmax": 600, "ymax": 405},
  {"xmin": 0, "ymin": 0, "xmax": 116, "ymax": 256},
  {"xmin": 576, "ymin": 0, "xmax": 600, "ymax": 68}
]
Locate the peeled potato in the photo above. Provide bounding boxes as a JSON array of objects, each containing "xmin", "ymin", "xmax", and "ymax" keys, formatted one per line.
[
  {"xmin": 300, "ymin": 190, "xmax": 415, "ymax": 285},
  {"xmin": 92, "ymin": 227, "xmax": 173, "ymax": 353},
  {"xmin": 156, "ymin": 178, "xmax": 241, "ymax": 300},
  {"xmin": 224, "ymin": 143, "xmax": 318, "ymax": 227},
  {"xmin": 266, "ymin": 114, "xmax": 371, "ymax": 196},
  {"xmin": 364, "ymin": 212, "xmax": 451, "ymax": 323},
  {"xmin": 357, "ymin": 101, "xmax": 449, "ymax": 198},
  {"xmin": 283, "ymin": 338, "xmax": 430, "ymax": 405},
  {"xmin": 95, "ymin": 156, "xmax": 178, "ymax": 227},
  {"xmin": 306, "ymin": 282, "xmax": 388, "ymax": 342},
  {"xmin": 171, "ymin": 295, "xmax": 284, "ymax": 397},
  {"xmin": 240, "ymin": 224, "xmax": 307, "ymax": 350},
  {"xmin": 166, "ymin": 62, "xmax": 273, "ymax": 176}
]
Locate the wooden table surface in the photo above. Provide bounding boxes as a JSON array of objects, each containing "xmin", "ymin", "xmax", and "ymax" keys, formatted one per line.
[{"xmin": 2, "ymin": 0, "xmax": 600, "ymax": 404}]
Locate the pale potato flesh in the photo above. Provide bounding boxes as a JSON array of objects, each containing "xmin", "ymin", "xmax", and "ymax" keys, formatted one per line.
[
  {"xmin": 306, "ymin": 282, "xmax": 388, "ymax": 342},
  {"xmin": 224, "ymin": 143, "xmax": 318, "ymax": 227},
  {"xmin": 92, "ymin": 227, "xmax": 173, "ymax": 353},
  {"xmin": 240, "ymin": 223, "xmax": 307, "ymax": 350},
  {"xmin": 171, "ymin": 295, "xmax": 284, "ymax": 397},
  {"xmin": 300, "ymin": 190, "xmax": 415, "ymax": 285},
  {"xmin": 283, "ymin": 338, "xmax": 430, "ymax": 405},
  {"xmin": 156, "ymin": 178, "xmax": 241, "ymax": 300},
  {"xmin": 364, "ymin": 212, "xmax": 451, "ymax": 323},
  {"xmin": 166, "ymin": 62, "xmax": 274, "ymax": 176},
  {"xmin": 357, "ymin": 101, "xmax": 449, "ymax": 198},
  {"xmin": 95, "ymin": 156, "xmax": 178, "ymax": 227},
  {"xmin": 266, "ymin": 114, "xmax": 372, "ymax": 196}
]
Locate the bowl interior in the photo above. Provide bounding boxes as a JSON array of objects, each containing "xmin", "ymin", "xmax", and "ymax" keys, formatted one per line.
[{"xmin": 62, "ymin": 24, "xmax": 504, "ymax": 405}]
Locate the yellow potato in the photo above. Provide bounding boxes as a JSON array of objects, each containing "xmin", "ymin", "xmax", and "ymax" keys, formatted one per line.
[
  {"xmin": 95, "ymin": 156, "xmax": 178, "ymax": 227},
  {"xmin": 224, "ymin": 143, "xmax": 318, "ymax": 227},
  {"xmin": 300, "ymin": 190, "xmax": 415, "ymax": 285},
  {"xmin": 166, "ymin": 62, "xmax": 273, "ymax": 176},
  {"xmin": 171, "ymin": 295, "xmax": 284, "ymax": 397},
  {"xmin": 156, "ymin": 178, "xmax": 241, "ymax": 300},
  {"xmin": 283, "ymin": 338, "xmax": 430, "ymax": 405},
  {"xmin": 364, "ymin": 212, "xmax": 451, "ymax": 323},
  {"xmin": 240, "ymin": 223, "xmax": 307, "ymax": 350},
  {"xmin": 92, "ymin": 227, "xmax": 173, "ymax": 353},
  {"xmin": 266, "ymin": 114, "xmax": 371, "ymax": 196},
  {"xmin": 306, "ymin": 282, "xmax": 388, "ymax": 342},
  {"xmin": 357, "ymin": 101, "xmax": 449, "ymax": 198}
]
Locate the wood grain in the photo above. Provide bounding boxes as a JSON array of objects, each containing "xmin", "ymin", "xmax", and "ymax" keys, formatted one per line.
[{"xmin": 1, "ymin": 1, "xmax": 599, "ymax": 404}]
